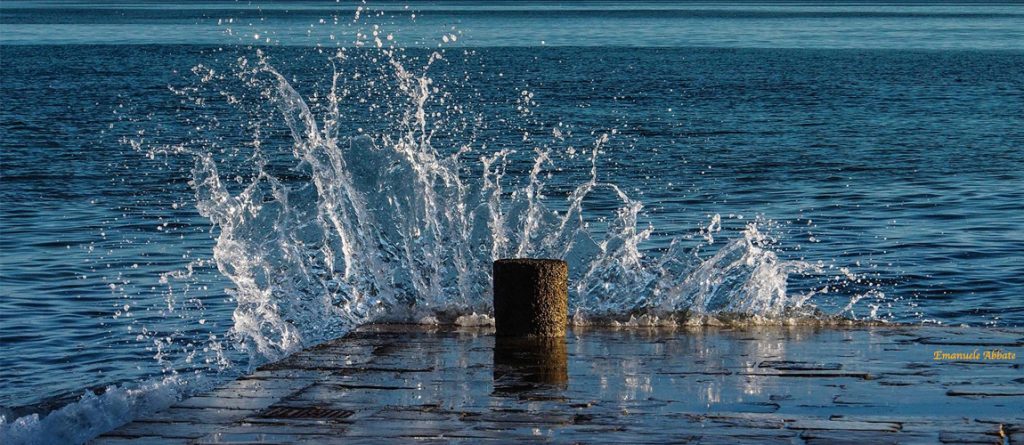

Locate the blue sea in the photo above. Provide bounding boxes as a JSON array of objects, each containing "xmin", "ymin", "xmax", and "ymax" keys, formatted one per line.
[{"xmin": 1, "ymin": 1, "xmax": 1023, "ymax": 443}]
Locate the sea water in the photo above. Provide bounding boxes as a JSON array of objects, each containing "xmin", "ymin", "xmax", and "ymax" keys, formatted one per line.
[{"xmin": 1, "ymin": 1, "xmax": 1023, "ymax": 443}]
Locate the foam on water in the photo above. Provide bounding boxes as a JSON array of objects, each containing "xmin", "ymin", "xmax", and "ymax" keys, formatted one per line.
[
  {"xmin": 0, "ymin": 376, "xmax": 191, "ymax": 445},
  {"xmin": 0, "ymin": 15, "xmax": 890, "ymax": 445}
]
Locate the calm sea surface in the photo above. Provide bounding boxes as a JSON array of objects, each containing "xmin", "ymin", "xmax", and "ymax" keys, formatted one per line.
[{"xmin": 1, "ymin": 0, "xmax": 1023, "ymax": 437}]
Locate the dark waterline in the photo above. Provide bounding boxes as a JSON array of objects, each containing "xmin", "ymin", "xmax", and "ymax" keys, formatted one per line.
[{"xmin": 2, "ymin": 1, "xmax": 1023, "ymax": 48}]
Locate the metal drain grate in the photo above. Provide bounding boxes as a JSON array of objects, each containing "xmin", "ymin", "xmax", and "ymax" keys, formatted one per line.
[{"xmin": 259, "ymin": 407, "xmax": 355, "ymax": 420}]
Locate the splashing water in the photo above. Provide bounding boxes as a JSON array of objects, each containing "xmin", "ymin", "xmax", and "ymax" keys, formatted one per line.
[
  {"xmin": 1, "ymin": 19, "xmax": 891, "ymax": 445},
  {"xmin": 172, "ymin": 46, "xmax": 875, "ymax": 364}
]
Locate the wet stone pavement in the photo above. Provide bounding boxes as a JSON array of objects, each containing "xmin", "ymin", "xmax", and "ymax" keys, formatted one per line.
[{"xmin": 93, "ymin": 325, "xmax": 1024, "ymax": 444}]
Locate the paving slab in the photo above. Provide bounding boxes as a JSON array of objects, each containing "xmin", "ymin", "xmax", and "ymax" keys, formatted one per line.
[{"xmin": 93, "ymin": 324, "xmax": 1023, "ymax": 444}]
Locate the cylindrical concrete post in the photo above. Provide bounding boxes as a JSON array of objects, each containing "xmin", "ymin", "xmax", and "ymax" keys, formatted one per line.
[{"xmin": 493, "ymin": 258, "xmax": 568, "ymax": 338}]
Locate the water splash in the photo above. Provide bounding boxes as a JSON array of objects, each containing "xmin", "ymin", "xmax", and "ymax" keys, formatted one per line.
[
  {"xmin": 0, "ymin": 22, "xmax": 893, "ymax": 445},
  {"xmin": 174, "ymin": 47, "xmax": 877, "ymax": 363},
  {"xmin": 0, "ymin": 376, "xmax": 190, "ymax": 445}
]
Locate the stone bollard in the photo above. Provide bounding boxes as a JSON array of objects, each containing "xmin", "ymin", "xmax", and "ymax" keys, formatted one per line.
[{"xmin": 492, "ymin": 258, "xmax": 568, "ymax": 338}]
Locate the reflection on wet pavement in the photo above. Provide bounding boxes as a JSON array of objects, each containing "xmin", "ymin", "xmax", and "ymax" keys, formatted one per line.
[{"xmin": 95, "ymin": 325, "xmax": 1023, "ymax": 444}]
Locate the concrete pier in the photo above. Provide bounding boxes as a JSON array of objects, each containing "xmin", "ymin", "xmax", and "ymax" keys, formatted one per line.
[{"xmin": 92, "ymin": 325, "xmax": 1024, "ymax": 444}]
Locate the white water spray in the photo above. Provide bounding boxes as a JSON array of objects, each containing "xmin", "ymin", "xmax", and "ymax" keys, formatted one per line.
[{"xmin": 178, "ymin": 48, "xmax": 858, "ymax": 363}]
